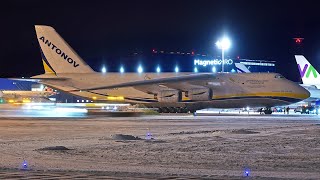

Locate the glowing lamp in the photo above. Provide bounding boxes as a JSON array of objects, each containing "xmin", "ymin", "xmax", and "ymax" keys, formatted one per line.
[
  {"xmin": 216, "ymin": 37, "xmax": 231, "ymax": 50},
  {"xmin": 212, "ymin": 66, "xmax": 216, "ymax": 73},
  {"xmin": 120, "ymin": 66, "xmax": 124, "ymax": 73},
  {"xmin": 216, "ymin": 37, "xmax": 231, "ymax": 73},
  {"xmin": 21, "ymin": 160, "xmax": 28, "ymax": 170},
  {"xmin": 175, "ymin": 66, "xmax": 179, "ymax": 73},
  {"xmin": 243, "ymin": 168, "xmax": 251, "ymax": 177},
  {"xmin": 293, "ymin": 37, "xmax": 304, "ymax": 44},
  {"xmin": 101, "ymin": 66, "xmax": 106, "ymax": 73},
  {"xmin": 137, "ymin": 65, "xmax": 143, "ymax": 73}
]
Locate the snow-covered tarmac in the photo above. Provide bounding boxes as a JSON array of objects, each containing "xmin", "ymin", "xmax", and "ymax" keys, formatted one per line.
[{"xmin": 0, "ymin": 110, "xmax": 319, "ymax": 179}]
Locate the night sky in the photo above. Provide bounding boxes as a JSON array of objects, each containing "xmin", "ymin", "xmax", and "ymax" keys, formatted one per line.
[{"xmin": 2, "ymin": 0, "xmax": 320, "ymax": 82}]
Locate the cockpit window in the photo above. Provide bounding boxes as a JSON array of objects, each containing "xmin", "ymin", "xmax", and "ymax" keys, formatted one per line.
[{"xmin": 275, "ymin": 74, "xmax": 285, "ymax": 79}]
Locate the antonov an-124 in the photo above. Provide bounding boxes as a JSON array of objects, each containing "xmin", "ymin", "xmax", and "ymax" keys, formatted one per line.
[{"xmin": 27, "ymin": 25, "xmax": 309, "ymax": 113}]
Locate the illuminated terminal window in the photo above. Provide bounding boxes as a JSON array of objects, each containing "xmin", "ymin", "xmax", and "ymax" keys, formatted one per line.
[{"xmin": 240, "ymin": 62, "xmax": 275, "ymax": 66}]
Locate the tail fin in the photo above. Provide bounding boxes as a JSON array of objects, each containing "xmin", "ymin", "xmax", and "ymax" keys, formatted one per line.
[
  {"xmin": 35, "ymin": 25, "xmax": 94, "ymax": 75},
  {"xmin": 235, "ymin": 63, "xmax": 250, "ymax": 73},
  {"xmin": 295, "ymin": 55, "xmax": 320, "ymax": 85}
]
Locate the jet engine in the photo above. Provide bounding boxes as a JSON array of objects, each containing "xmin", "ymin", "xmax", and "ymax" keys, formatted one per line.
[
  {"xmin": 158, "ymin": 90, "xmax": 182, "ymax": 102},
  {"xmin": 188, "ymin": 88, "xmax": 212, "ymax": 101}
]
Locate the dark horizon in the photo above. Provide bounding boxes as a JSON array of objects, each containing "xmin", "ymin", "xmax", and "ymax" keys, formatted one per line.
[{"xmin": 2, "ymin": 0, "xmax": 320, "ymax": 82}]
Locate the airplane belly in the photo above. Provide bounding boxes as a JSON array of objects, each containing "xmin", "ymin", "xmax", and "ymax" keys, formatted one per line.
[
  {"xmin": 144, "ymin": 97, "xmax": 294, "ymax": 110},
  {"xmin": 207, "ymin": 97, "xmax": 293, "ymax": 108}
]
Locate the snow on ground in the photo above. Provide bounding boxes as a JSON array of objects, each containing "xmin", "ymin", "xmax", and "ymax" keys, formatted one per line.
[{"xmin": 0, "ymin": 113, "xmax": 319, "ymax": 179}]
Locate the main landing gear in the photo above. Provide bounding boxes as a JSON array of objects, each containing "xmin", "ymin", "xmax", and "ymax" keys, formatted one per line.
[
  {"xmin": 258, "ymin": 107, "xmax": 272, "ymax": 114},
  {"xmin": 157, "ymin": 107, "xmax": 194, "ymax": 113}
]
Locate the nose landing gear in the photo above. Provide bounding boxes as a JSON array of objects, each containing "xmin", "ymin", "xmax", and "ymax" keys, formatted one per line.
[
  {"xmin": 263, "ymin": 107, "xmax": 272, "ymax": 114},
  {"xmin": 258, "ymin": 107, "xmax": 272, "ymax": 114}
]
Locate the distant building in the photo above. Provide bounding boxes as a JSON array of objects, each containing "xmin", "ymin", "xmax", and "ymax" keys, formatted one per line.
[
  {"xmin": 113, "ymin": 50, "xmax": 276, "ymax": 73},
  {"xmin": 236, "ymin": 59, "xmax": 276, "ymax": 73},
  {"xmin": 0, "ymin": 78, "xmax": 33, "ymax": 90}
]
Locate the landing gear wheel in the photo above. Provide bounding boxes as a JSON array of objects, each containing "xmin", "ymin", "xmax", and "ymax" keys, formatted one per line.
[
  {"xmin": 162, "ymin": 107, "xmax": 169, "ymax": 113},
  {"xmin": 169, "ymin": 107, "xmax": 176, "ymax": 113},
  {"xmin": 177, "ymin": 108, "xmax": 183, "ymax": 113},
  {"xmin": 263, "ymin": 108, "xmax": 272, "ymax": 114},
  {"xmin": 181, "ymin": 108, "xmax": 188, "ymax": 113},
  {"xmin": 189, "ymin": 109, "xmax": 196, "ymax": 114}
]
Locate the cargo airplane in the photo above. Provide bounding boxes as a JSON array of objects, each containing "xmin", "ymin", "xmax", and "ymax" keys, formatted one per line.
[{"xmin": 25, "ymin": 25, "xmax": 309, "ymax": 113}]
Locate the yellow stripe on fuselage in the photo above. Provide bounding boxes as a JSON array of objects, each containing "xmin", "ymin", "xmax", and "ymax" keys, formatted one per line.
[
  {"xmin": 182, "ymin": 97, "xmax": 191, "ymax": 101},
  {"xmin": 213, "ymin": 92, "xmax": 309, "ymax": 100}
]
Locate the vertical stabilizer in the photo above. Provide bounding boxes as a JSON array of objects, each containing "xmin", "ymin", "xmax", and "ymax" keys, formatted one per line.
[
  {"xmin": 295, "ymin": 55, "xmax": 320, "ymax": 85},
  {"xmin": 35, "ymin": 25, "xmax": 94, "ymax": 74}
]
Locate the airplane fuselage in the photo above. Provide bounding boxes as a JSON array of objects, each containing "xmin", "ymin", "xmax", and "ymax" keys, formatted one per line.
[{"xmin": 32, "ymin": 72, "xmax": 310, "ymax": 109}]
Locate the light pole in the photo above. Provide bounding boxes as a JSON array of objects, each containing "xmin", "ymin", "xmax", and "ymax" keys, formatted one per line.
[{"xmin": 216, "ymin": 37, "xmax": 231, "ymax": 72}]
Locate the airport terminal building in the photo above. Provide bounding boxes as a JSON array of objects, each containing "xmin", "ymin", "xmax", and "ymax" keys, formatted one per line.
[{"xmin": 112, "ymin": 50, "xmax": 276, "ymax": 73}]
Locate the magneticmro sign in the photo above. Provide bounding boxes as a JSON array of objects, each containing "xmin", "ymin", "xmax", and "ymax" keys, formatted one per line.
[{"xmin": 194, "ymin": 59, "xmax": 233, "ymax": 67}]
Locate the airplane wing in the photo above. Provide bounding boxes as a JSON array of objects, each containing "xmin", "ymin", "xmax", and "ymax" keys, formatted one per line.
[{"xmin": 75, "ymin": 73, "xmax": 216, "ymax": 91}]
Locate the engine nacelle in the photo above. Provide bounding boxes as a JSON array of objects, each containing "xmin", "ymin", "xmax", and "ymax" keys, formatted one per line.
[
  {"xmin": 188, "ymin": 88, "xmax": 212, "ymax": 101},
  {"xmin": 158, "ymin": 90, "xmax": 182, "ymax": 103}
]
